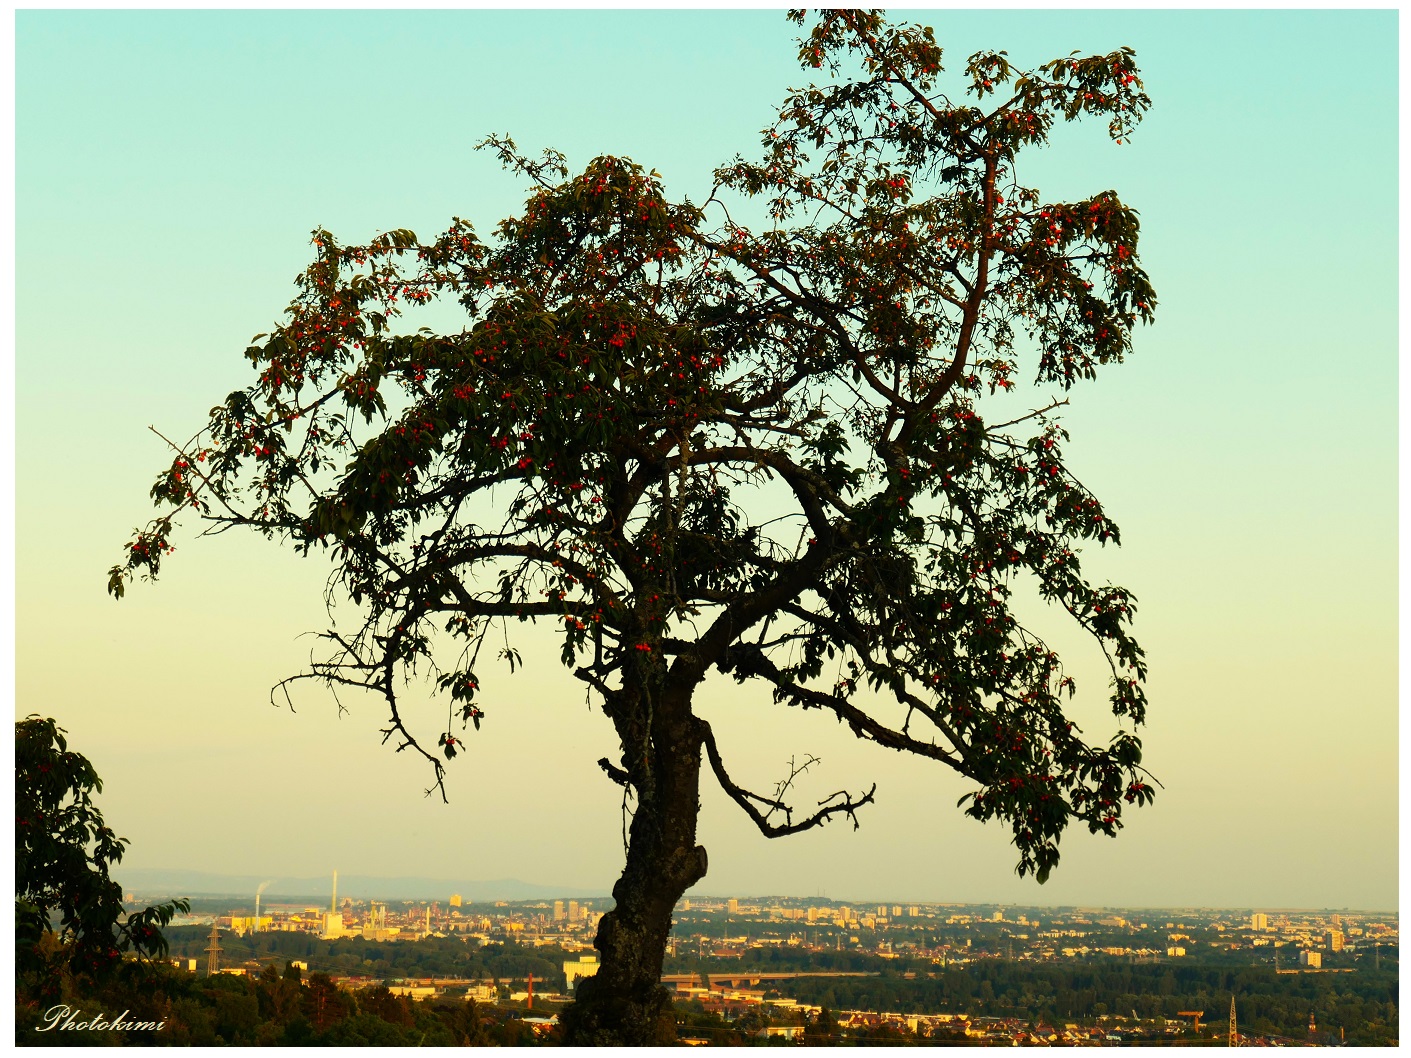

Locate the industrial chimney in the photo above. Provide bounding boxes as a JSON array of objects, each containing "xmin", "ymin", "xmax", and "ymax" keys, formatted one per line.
[
  {"xmin": 332, "ymin": 869, "xmax": 338, "ymax": 914},
  {"xmin": 254, "ymin": 880, "xmax": 273, "ymax": 933}
]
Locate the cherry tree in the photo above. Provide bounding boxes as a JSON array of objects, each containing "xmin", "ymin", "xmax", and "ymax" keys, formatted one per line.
[{"xmin": 112, "ymin": 10, "xmax": 1157, "ymax": 1044}]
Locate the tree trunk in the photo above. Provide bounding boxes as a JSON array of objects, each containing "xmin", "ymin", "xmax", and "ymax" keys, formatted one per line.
[{"xmin": 560, "ymin": 684, "xmax": 707, "ymax": 1046}]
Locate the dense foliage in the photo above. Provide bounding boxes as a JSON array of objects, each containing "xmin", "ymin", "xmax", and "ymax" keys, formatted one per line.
[
  {"xmin": 15, "ymin": 961, "xmax": 535, "ymax": 1047},
  {"xmin": 15, "ymin": 717, "xmax": 189, "ymax": 1001}
]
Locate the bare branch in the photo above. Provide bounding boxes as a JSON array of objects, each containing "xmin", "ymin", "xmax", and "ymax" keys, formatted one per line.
[{"xmin": 700, "ymin": 719, "xmax": 876, "ymax": 837}]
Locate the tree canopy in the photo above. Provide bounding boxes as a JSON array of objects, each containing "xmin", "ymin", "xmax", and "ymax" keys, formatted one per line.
[
  {"xmin": 16, "ymin": 716, "xmax": 189, "ymax": 992},
  {"xmin": 112, "ymin": 9, "xmax": 1158, "ymax": 1043}
]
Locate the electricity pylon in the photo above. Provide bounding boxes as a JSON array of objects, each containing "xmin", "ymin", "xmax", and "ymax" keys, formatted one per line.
[{"xmin": 204, "ymin": 923, "xmax": 223, "ymax": 976}]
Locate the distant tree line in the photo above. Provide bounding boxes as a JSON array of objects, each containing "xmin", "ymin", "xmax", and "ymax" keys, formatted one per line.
[{"xmin": 162, "ymin": 928, "xmax": 568, "ymax": 990}]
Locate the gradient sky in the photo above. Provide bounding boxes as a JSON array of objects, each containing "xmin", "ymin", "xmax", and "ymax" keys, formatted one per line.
[{"xmin": 15, "ymin": 9, "xmax": 1397, "ymax": 910}]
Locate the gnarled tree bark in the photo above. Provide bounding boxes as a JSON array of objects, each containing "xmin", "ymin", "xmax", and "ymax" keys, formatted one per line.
[{"xmin": 560, "ymin": 682, "xmax": 708, "ymax": 1046}]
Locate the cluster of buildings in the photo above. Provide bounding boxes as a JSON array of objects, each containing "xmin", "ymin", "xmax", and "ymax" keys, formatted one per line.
[
  {"xmin": 676, "ymin": 1004, "xmax": 1211, "ymax": 1046},
  {"xmin": 182, "ymin": 886, "xmax": 1396, "ymax": 975},
  {"xmin": 195, "ymin": 873, "xmax": 607, "ymax": 945},
  {"xmin": 154, "ymin": 892, "xmax": 1395, "ymax": 1046},
  {"xmin": 667, "ymin": 899, "xmax": 1396, "ymax": 971},
  {"xmin": 1241, "ymin": 911, "xmax": 1388, "ymax": 970},
  {"xmin": 690, "ymin": 896, "xmax": 928, "ymax": 929}
]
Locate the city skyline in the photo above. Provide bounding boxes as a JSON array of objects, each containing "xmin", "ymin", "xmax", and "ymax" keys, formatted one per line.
[
  {"xmin": 16, "ymin": 9, "xmax": 1397, "ymax": 911},
  {"xmin": 147, "ymin": 893, "xmax": 1394, "ymax": 1045},
  {"xmin": 118, "ymin": 867, "xmax": 1397, "ymax": 915}
]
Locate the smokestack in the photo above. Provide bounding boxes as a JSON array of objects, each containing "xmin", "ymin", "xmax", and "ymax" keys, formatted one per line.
[
  {"xmin": 254, "ymin": 880, "xmax": 273, "ymax": 933},
  {"xmin": 332, "ymin": 870, "xmax": 338, "ymax": 914}
]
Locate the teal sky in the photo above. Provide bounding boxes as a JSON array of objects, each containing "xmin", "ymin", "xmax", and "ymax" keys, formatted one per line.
[{"xmin": 16, "ymin": 10, "xmax": 1397, "ymax": 909}]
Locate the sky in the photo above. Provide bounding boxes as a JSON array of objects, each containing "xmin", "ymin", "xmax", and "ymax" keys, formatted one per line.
[{"xmin": 14, "ymin": 8, "xmax": 1398, "ymax": 911}]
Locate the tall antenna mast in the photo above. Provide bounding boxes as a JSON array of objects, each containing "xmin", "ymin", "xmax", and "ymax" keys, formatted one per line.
[{"xmin": 1228, "ymin": 995, "xmax": 1237, "ymax": 1047}]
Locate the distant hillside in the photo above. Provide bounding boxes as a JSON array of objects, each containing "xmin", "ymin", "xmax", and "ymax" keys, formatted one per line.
[{"xmin": 113, "ymin": 868, "xmax": 608, "ymax": 903}]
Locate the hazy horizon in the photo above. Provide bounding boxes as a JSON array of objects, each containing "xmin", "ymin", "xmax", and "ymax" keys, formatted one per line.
[
  {"xmin": 115, "ymin": 865, "xmax": 1398, "ymax": 916},
  {"xmin": 16, "ymin": 10, "xmax": 1398, "ymax": 913}
]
